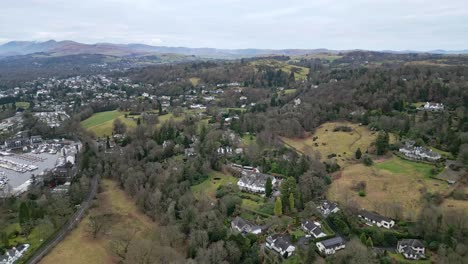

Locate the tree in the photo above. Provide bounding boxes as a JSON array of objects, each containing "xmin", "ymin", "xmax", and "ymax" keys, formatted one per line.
[
  {"xmin": 110, "ymin": 228, "xmax": 137, "ymax": 261},
  {"xmin": 265, "ymin": 177, "xmax": 273, "ymax": 198},
  {"xmin": 355, "ymin": 148, "xmax": 362, "ymax": 159},
  {"xmin": 19, "ymin": 202, "xmax": 30, "ymax": 224},
  {"xmin": 360, "ymin": 233, "xmax": 367, "ymax": 244},
  {"xmin": 375, "ymin": 131, "xmax": 390, "ymax": 155},
  {"xmin": 87, "ymin": 213, "xmax": 111, "ymax": 239},
  {"xmin": 1, "ymin": 232, "xmax": 9, "ymax": 248},
  {"xmin": 274, "ymin": 197, "xmax": 283, "ymax": 217},
  {"xmin": 288, "ymin": 192, "xmax": 295, "ymax": 212},
  {"xmin": 113, "ymin": 118, "xmax": 127, "ymax": 135},
  {"xmin": 366, "ymin": 237, "xmax": 374, "ymax": 248},
  {"xmin": 363, "ymin": 155, "xmax": 373, "ymax": 166}
]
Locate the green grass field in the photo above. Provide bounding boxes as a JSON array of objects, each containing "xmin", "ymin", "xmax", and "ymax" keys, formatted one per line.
[
  {"xmin": 374, "ymin": 157, "xmax": 434, "ymax": 178},
  {"xmin": 282, "ymin": 89, "xmax": 297, "ymax": 95},
  {"xmin": 191, "ymin": 171, "xmax": 237, "ymax": 201},
  {"xmin": 241, "ymin": 134, "xmax": 256, "ymax": 146},
  {"xmin": 1, "ymin": 101, "xmax": 31, "ymax": 110},
  {"xmin": 81, "ymin": 110, "xmax": 136, "ymax": 137}
]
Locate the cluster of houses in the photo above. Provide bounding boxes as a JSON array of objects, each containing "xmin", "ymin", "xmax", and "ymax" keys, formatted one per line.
[
  {"xmin": 0, "ymin": 244, "xmax": 29, "ymax": 264},
  {"xmin": 399, "ymin": 140, "xmax": 441, "ymax": 161}
]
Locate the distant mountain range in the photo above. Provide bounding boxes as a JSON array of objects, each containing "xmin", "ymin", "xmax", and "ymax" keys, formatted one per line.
[{"xmin": 0, "ymin": 40, "xmax": 467, "ymax": 58}]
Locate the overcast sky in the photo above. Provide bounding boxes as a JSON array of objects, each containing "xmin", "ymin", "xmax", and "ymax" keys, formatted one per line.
[{"xmin": 1, "ymin": 0, "xmax": 467, "ymax": 50}]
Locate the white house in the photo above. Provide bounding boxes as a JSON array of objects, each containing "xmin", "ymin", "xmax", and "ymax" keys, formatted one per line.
[
  {"xmin": 301, "ymin": 220, "xmax": 326, "ymax": 238},
  {"xmin": 397, "ymin": 239, "xmax": 426, "ymax": 260},
  {"xmin": 231, "ymin": 216, "xmax": 263, "ymax": 235},
  {"xmin": 424, "ymin": 102, "xmax": 444, "ymax": 111},
  {"xmin": 0, "ymin": 244, "xmax": 29, "ymax": 264},
  {"xmin": 316, "ymin": 237, "xmax": 346, "ymax": 255},
  {"xmin": 237, "ymin": 172, "xmax": 276, "ymax": 193},
  {"xmin": 317, "ymin": 200, "xmax": 340, "ymax": 217},
  {"xmin": 358, "ymin": 210, "xmax": 395, "ymax": 229},
  {"xmin": 266, "ymin": 234, "xmax": 296, "ymax": 258}
]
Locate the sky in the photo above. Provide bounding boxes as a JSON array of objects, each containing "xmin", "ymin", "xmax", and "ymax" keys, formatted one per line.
[{"xmin": 0, "ymin": 0, "xmax": 467, "ymax": 50}]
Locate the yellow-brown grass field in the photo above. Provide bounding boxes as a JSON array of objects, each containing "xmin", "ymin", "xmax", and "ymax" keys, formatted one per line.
[
  {"xmin": 281, "ymin": 121, "xmax": 396, "ymax": 166},
  {"xmin": 40, "ymin": 179, "xmax": 156, "ymax": 264},
  {"xmin": 327, "ymin": 158, "xmax": 454, "ymax": 220}
]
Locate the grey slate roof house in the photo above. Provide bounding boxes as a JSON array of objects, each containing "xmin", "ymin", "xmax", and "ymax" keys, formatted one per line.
[
  {"xmin": 237, "ymin": 172, "xmax": 276, "ymax": 193},
  {"xmin": 358, "ymin": 210, "xmax": 395, "ymax": 229},
  {"xmin": 397, "ymin": 239, "xmax": 426, "ymax": 260},
  {"xmin": 317, "ymin": 200, "xmax": 340, "ymax": 217},
  {"xmin": 316, "ymin": 236, "xmax": 346, "ymax": 255},
  {"xmin": 301, "ymin": 220, "xmax": 326, "ymax": 238},
  {"xmin": 231, "ymin": 216, "xmax": 262, "ymax": 235},
  {"xmin": 266, "ymin": 234, "xmax": 296, "ymax": 258}
]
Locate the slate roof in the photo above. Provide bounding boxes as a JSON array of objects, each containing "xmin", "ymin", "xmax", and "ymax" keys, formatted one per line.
[
  {"xmin": 320, "ymin": 236, "xmax": 345, "ymax": 249},
  {"xmin": 302, "ymin": 220, "xmax": 324, "ymax": 236},
  {"xmin": 232, "ymin": 216, "xmax": 251, "ymax": 230},
  {"xmin": 272, "ymin": 234, "xmax": 293, "ymax": 251},
  {"xmin": 238, "ymin": 172, "xmax": 273, "ymax": 188},
  {"xmin": 398, "ymin": 239, "xmax": 424, "ymax": 249},
  {"xmin": 359, "ymin": 210, "xmax": 392, "ymax": 223}
]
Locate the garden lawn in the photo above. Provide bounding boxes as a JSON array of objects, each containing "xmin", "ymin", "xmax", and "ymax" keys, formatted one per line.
[{"xmin": 191, "ymin": 171, "xmax": 237, "ymax": 201}]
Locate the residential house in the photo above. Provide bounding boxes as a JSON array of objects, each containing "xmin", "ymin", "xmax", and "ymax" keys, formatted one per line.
[
  {"xmin": 231, "ymin": 216, "xmax": 262, "ymax": 235},
  {"xmin": 424, "ymin": 102, "xmax": 444, "ymax": 111},
  {"xmin": 358, "ymin": 210, "xmax": 395, "ymax": 229},
  {"xmin": 266, "ymin": 234, "xmax": 296, "ymax": 258},
  {"xmin": 301, "ymin": 220, "xmax": 326, "ymax": 238},
  {"xmin": 237, "ymin": 172, "xmax": 276, "ymax": 193},
  {"xmin": 397, "ymin": 239, "xmax": 426, "ymax": 260},
  {"xmin": 399, "ymin": 141, "xmax": 441, "ymax": 161},
  {"xmin": 318, "ymin": 200, "xmax": 340, "ymax": 217},
  {"xmin": 316, "ymin": 237, "xmax": 346, "ymax": 255},
  {"xmin": 0, "ymin": 244, "xmax": 29, "ymax": 264}
]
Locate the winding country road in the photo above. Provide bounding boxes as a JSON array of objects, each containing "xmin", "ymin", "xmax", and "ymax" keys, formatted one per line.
[{"xmin": 26, "ymin": 175, "xmax": 99, "ymax": 264}]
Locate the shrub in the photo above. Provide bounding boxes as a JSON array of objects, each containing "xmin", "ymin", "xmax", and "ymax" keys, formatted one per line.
[
  {"xmin": 358, "ymin": 190, "xmax": 366, "ymax": 197},
  {"xmin": 363, "ymin": 155, "xmax": 373, "ymax": 166}
]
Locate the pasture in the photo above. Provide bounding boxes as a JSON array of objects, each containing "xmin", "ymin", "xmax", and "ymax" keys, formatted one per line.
[
  {"xmin": 40, "ymin": 179, "xmax": 159, "ymax": 264},
  {"xmin": 281, "ymin": 121, "xmax": 394, "ymax": 166},
  {"xmin": 250, "ymin": 59, "xmax": 309, "ymax": 80},
  {"xmin": 81, "ymin": 110, "xmax": 136, "ymax": 137},
  {"xmin": 327, "ymin": 156, "xmax": 450, "ymax": 220}
]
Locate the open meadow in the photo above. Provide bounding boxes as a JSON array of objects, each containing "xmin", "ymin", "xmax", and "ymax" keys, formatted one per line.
[
  {"xmin": 327, "ymin": 156, "xmax": 452, "ymax": 220},
  {"xmin": 80, "ymin": 110, "xmax": 136, "ymax": 138},
  {"xmin": 281, "ymin": 121, "xmax": 396, "ymax": 166},
  {"xmin": 40, "ymin": 179, "xmax": 158, "ymax": 264}
]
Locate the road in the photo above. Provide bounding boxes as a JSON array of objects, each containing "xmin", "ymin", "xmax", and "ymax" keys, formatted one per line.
[{"xmin": 26, "ymin": 175, "xmax": 99, "ymax": 264}]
